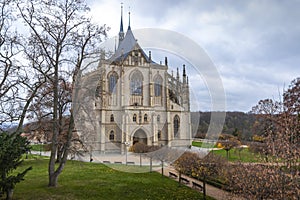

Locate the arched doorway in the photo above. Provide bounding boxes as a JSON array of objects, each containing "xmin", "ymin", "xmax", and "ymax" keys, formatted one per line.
[{"xmin": 133, "ymin": 129, "xmax": 147, "ymax": 145}]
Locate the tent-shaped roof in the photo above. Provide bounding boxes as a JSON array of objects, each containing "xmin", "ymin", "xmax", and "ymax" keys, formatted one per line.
[{"xmin": 109, "ymin": 28, "xmax": 151, "ymax": 64}]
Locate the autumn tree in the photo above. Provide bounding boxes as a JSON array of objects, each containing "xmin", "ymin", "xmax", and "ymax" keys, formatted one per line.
[
  {"xmin": 279, "ymin": 77, "xmax": 300, "ymax": 171},
  {"xmin": 227, "ymin": 163, "xmax": 299, "ymax": 199},
  {"xmin": 251, "ymin": 98, "xmax": 281, "ymax": 156},
  {"xmin": 173, "ymin": 151, "xmax": 198, "ymax": 184},
  {"xmin": 251, "ymin": 78, "xmax": 300, "ymax": 170},
  {"xmin": 132, "ymin": 142, "xmax": 149, "ymax": 167},
  {"xmin": 242, "ymin": 77, "xmax": 300, "ymax": 199},
  {"xmin": 27, "ymin": 78, "xmax": 73, "ymax": 163},
  {"xmin": 174, "ymin": 152, "xmax": 226, "ymax": 200},
  {"xmin": 218, "ymin": 134, "xmax": 240, "ymax": 160},
  {"xmin": 17, "ymin": 0, "xmax": 108, "ymax": 187}
]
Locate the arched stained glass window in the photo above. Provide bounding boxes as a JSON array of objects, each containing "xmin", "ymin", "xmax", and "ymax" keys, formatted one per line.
[
  {"xmin": 130, "ymin": 71, "xmax": 143, "ymax": 95},
  {"xmin": 154, "ymin": 75, "xmax": 163, "ymax": 97},
  {"xmin": 174, "ymin": 115, "xmax": 180, "ymax": 138},
  {"xmin": 109, "ymin": 72, "xmax": 118, "ymax": 94}
]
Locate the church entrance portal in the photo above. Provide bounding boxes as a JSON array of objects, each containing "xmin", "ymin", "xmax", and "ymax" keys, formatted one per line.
[{"xmin": 133, "ymin": 129, "xmax": 147, "ymax": 145}]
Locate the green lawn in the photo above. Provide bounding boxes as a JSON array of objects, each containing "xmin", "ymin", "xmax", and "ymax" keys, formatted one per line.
[
  {"xmin": 14, "ymin": 156, "xmax": 214, "ymax": 200},
  {"xmin": 211, "ymin": 148, "xmax": 266, "ymax": 162},
  {"xmin": 192, "ymin": 141, "xmax": 217, "ymax": 148},
  {"xmin": 30, "ymin": 144, "xmax": 51, "ymax": 151}
]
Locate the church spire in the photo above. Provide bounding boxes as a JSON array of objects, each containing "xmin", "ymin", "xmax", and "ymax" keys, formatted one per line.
[
  {"xmin": 128, "ymin": 8, "xmax": 131, "ymax": 30},
  {"xmin": 183, "ymin": 64, "xmax": 187, "ymax": 84},
  {"xmin": 118, "ymin": 3, "xmax": 124, "ymax": 45}
]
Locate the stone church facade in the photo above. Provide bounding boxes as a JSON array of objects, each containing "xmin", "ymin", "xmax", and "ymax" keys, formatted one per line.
[{"xmin": 79, "ymin": 8, "xmax": 192, "ymax": 154}]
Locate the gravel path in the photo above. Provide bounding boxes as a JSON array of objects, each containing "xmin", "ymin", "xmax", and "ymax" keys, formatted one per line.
[{"xmin": 159, "ymin": 166, "xmax": 240, "ymax": 200}]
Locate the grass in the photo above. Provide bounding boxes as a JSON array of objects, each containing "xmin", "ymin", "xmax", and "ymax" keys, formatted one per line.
[
  {"xmin": 30, "ymin": 144, "xmax": 51, "ymax": 151},
  {"xmin": 13, "ymin": 156, "xmax": 214, "ymax": 200},
  {"xmin": 211, "ymin": 148, "xmax": 265, "ymax": 162},
  {"xmin": 192, "ymin": 141, "xmax": 266, "ymax": 163},
  {"xmin": 192, "ymin": 141, "xmax": 217, "ymax": 148}
]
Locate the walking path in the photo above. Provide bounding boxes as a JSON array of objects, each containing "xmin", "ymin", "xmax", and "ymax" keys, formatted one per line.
[{"xmin": 159, "ymin": 166, "xmax": 239, "ymax": 200}]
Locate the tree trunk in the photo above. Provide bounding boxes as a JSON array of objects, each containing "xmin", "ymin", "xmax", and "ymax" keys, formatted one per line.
[
  {"xmin": 203, "ymin": 177, "xmax": 206, "ymax": 200},
  {"xmin": 48, "ymin": 59, "xmax": 59, "ymax": 187},
  {"xmin": 179, "ymin": 171, "xmax": 182, "ymax": 186},
  {"xmin": 226, "ymin": 150, "xmax": 229, "ymax": 160},
  {"xmin": 161, "ymin": 161, "xmax": 164, "ymax": 177},
  {"xmin": 149, "ymin": 157, "xmax": 152, "ymax": 173},
  {"xmin": 6, "ymin": 189, "xmax": 13, "ymax": 200},
  {"xmin": 48, "ymin": 172, "xmax": 59, "ymax": 187},
  {"xmin": 56, "ymin": 144, "xmax": 63, "ymax": 163}
]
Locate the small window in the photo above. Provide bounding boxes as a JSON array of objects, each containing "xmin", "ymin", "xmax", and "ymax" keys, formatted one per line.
[
  {"xmin": 157, "ymin": 115, "xmax": 160, "ymax": 122},
  {"xmin": 133, "ymin": 114, "xmax": 137, "ymax": 122},
  {"xmin": 110, "ymin": 114, "xmax": 114, "ymax": 122},
  {"xmin": 109, "ymin": 131, "xmax": 114, "ymax": 141},
  {"xmin": 158, "ymin": 131, "xmax": 161, "ymax": 140},
  {"xmin": 144, "ymin": 114, "xmax": 148, "ymax": 122}
]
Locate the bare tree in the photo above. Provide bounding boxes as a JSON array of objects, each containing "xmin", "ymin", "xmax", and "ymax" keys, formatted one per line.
[
  {"xmin": 0, "ymin": 0, "xmax": 40, "ymax": 131},
  {"xmin": 0, "ymin": 1, "xmax": 46, "ymax": 199},
  {"xmin": 251, "ymin": 79, "xmax": 300, "ymax": 171},
  {"xmin": 17, "ymin": 0, "xmax": 107, "ymax": 187},
  {"xmin": 251, "ymin": 99, "xmax": 281, "ymax": 156}
]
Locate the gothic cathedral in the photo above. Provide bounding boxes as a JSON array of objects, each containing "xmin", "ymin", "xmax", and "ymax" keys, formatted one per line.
[{"xmin": 79, "ymin": 7, "xmax": 192, "ymax": 154}]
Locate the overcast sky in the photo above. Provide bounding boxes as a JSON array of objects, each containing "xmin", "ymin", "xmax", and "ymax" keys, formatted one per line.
[{"xmin": 87, "ymin": 0, "xmax": 300, "ymax": 112}]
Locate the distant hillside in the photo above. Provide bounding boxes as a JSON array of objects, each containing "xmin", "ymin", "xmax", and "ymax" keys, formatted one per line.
[{"xmin": 192, "ymin": 111, "xmax": 256, "ymax": 141}]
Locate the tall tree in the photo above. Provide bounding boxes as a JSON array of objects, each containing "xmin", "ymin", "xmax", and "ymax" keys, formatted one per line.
[
  {"xmin": 251, "ymin": 99, "xmax": 281, "ymax": 156},
  {"xmin": 17, "ymin": 0, "xmax": 108, "ymax": 187}
]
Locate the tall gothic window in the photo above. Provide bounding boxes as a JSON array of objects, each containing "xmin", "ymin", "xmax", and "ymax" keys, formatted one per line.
[
  {"xmin": 154, "ymin": 75, "xmax": 163, "ymax": 97},
  {"xmin": 110, "ymin": 114, "xmax": 114, "ymax": 122},
  {"xmin": 130, "ymin": 71, "xmax": 143, "ymax": 95},
  {"xmin": 158, "ymin": 131, "xmax": 161, "ymax": 140},
  {"xmin": 109, "ymin": 130, "xmax": 114, "ymax": 141},
  {"xmin": 174, "ymin": 115, "xmax": 180, "ymax": 138},
  {"xmin": 133, "ymin": 114, "xmax": 137, "ymax": 122},
  {"xmin": 144, "ymin": 114, "xmax": 148, "ymax": 122},
  {"xmin": 109, "ymin": 72, "xmax": 118, "ymax": 94}
]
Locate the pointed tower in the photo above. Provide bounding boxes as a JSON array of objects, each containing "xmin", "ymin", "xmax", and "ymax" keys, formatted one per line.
[
  {"xmin": 118, "ymin": 3, "xmax": 124, "ymax": 46},
  {"xmin": 183, "ymin": 64, "xmax": 187, "ymax": 84},
  {"xmin": 128, "ymin": 9, "xmax": 131, "ymax": 30}
]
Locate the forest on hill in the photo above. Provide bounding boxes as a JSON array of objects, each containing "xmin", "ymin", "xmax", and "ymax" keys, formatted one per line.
[{"xmin": 192, "ymin": 111, "xmax": 257, "ymax": 141}]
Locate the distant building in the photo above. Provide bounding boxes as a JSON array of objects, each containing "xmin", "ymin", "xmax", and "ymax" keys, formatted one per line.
[{"xmin": 78, "ymin": 6, "xmax": 192, "ymax": 153}]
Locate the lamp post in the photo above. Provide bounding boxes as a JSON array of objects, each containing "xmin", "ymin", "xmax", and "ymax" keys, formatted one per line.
[{"xmin": 124, "ymin": 141, "xmax": 130, "ymax": 165}]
